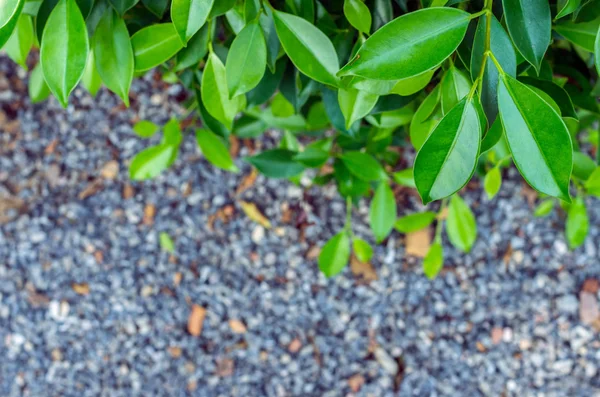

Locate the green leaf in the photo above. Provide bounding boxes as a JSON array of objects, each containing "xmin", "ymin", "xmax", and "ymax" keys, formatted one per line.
[
  {"xmin": 554, "ymin": 17, "xmax": 600, "ymax": 51},
  {"xmin": 483, "ymin": 166, "xmax": 502, "ymax": 199},
  {"xmin": 159, "ymin": 232, "xmax": 175, "ymax": 253},
  {"xmin": 369, "ymin": 182, "xmax": 396, "ymax": 243},
  {"xmin": 414, "ymin": 98, "xmax": 481, "ymax": 204},
  {"xmin": 340, "ymin": 151, "xmax": 388, "ymax": 181},
  {"xmin": 338, "ymin": 8, "xmax": 470, "ymax": 80},
  {"xmin": 470, "ymin": 14, "xmax": 516, "ymax": 123},
  {"xmin": 108, "ymin": 0, "xmax": 138, "ymax": 16},
  {"xmin": 293, "ymin": 147, "xmax": 329, "ymax": 168},
  {"xmin": 175, "ymin": 23, "xmax": 209, "ymax": 71},
  {"xmin": 93, "ymin": 9, "xmax": 133, "ymax": 106},
  {"xmin": 171, "ymin": 0, "xmax": 213, "ymax": 44},
  {"xmin": 259, "ymin": 7, "xmax": 280, "ymax": 73},
  {"xmin": 497, "ymin": 74, "xmax": 573, "ymax": 202},
  {"xmin": 352, "ymin": 238, "xmax": 373, "ymax": 263},
  {"xmin": 440, "ymin": 66, "xmax": 471, "ymax": 115},
  {"xmin": 338, "ymin": 87, "xmax": 378, "ymax": 130},
  {"xmin": 273, "ymin": 10, "xmax": 339, "ymax": 86},
  {"xmin": 556, "ymin": 0, "xmax": 582, "ymax": 19},
  {"xmin": 133, "ymin": 120, "xmax": 158, "ymax": 138},
  {"xmin": 196, "ymin": 128, "xmax": 238, "ymax": 172},
  {"xmin": 202, "ymin": 52, "xmax": 246, "ymax": 130},
  {"xmin": 129, "ymin": 144, "xmax": 177, "ymax": 180},
  {"xmin": 0, "ymin": 0, "xmax": 24, "ymax": 49},
  {"xmin": 245, "ymin": 149, "xmax": 304, "ymax": 178},
  {"xmin": 28, "ymin": 63, "xmax": 51, "ymax": 104},
  {"xmin": 572, "ymin": 151, "xmax": 596, "ymax": 181},
  {"xmin": 81, "ymin": 51, "xmax": 102, "ymax": 96},
  {"xmin": 502, "ymin": 0, "xmax": 550, "ymax": 72},
  {"xmin": 566, "ymin": 197, "xmax": 589, "ymax": 249},
  {"xmin": 318, "ymin": 231, "xmax": 350, "ymax": 277},
  {"xmin": 131, "ymin": 23, "xmax": 184, "ymax": 72},
  {"xmin": 446, "ymin": 194, "xmax": 476, "ymax": 253},
  {"xmin": 480, "ymin": 117, "xmax": 503, "ymax": 154},
  {"xmin": 409, "ymin": 84, "xmax": 442, "ymax": 150},
  {"xmin": 392, "ymin": 168, "xmax": 415, "ymax": 188},
  {"xmin": 4, "ymin": 14, "xmax": 32, "ymax": 69},
  {"xmin": 161, "ymin": 118, "xmax": 182, "ymax": 146},
  {"xmin": 518, "ymin": 77, "xmax": 578, "ymax": 120},
  {"xmin": 226, "ymin": 20, "xmax": 267, "ymax": 98},
  {"xmin": 585, "ymin": 166, "xmax": 600, "ymax": 196},
  {"xmin": 40, "ymin": 0, "xmax": 88, "ymax": 108},
  {"xmin": 142, "ymin": 0, "xmax": 169, "ymax": 18},
  {"xmin": 343, "ymin": 0, "xmax": 371, "ymax": 34},
  {"xmin": 596, "ymin": 25, "xmax": 600, "ymax": 75},
  {"xmin": 209, "ymin": 0, "xmax": 234, "ymax": 17},
  {"xmin": 394, "ymin": 211, "xmax": 436, "ymax": 233},
  {"xmin": 423, "ymin": 242, "xmax": 443, "ymax": 279},
  {"xmin": 534, "ymin": 199, "xmax": 555, "ymax": 217}
]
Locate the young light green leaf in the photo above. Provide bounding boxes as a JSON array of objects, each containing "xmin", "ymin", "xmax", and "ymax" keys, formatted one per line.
[
  {"xmin": 131, "ymin": 23, "xmax": 183, "ymax": 72},
  {"xmin": 273, "ymin": 10, "xmax": 339, "ymax": 86},
  {"xmin": 470, "ymin": 14, "xmax": 516, "ymax": 124},
  {"xmin": 394, "ymin": 211, "xmax": 436, "ymax": 233},
  {"xmin": 81, "ymin": 51, "xmax": 102, "ymax": 96},
  {"xmin": 40, "ymin": 0, "xmax": 88, "ymax": 108},
  {"xmin": 391, "ymin": 69, "xmax": 435, "ymax": 96},
  {"xmin": 566, "ymin": 197, "xmax": 589, "ymax": 249},
  {"xmin": 484, "ymin": 166, "xmax": 502, "ymax": 200},
  {"xmin": 159, "ymin": 232, "xmax": 175, "ymax": 253},
  {"xmin": 340, "ymin": 151, "xmax": 388, "ymax": 181},
  {"xmin": 392, "ymin": 168, "xmax": 416, "ymax": 188},
  {"xmin": 93, "ymin": 9, "xmax": 133, "ymax": 106},
  {"xmin": 4, "ymin": 14, "xmax": 33, "ymax": 69},
  {"xmin": 343, "ymin": 0, "xmax": 371, "ymax": 34},
  {"xmin": 497, "ymin": 74, "xmax": 573, "ymax": 202},
  {"xmin": 0, "ymin": 0, "xmax": 24, "ymax": 49},
  {"xmin": 202, "ymin": 52, "xmax": 246, "ymax": 130},
  {"xmin": 369, "ymin": 182, "xmax": 396, "ymax": 243},
  {"xmin": 572, "ymin": 151, "xmax": 596, "ymax": 181},
  {"xmin": 171, "ymin": 0, "xmax": 213, "ymax": 44},
  {"xmin": 162, "ymin": 118, "xmax": 182, "ymax": 146},
  {"xmin": 245, "ymin": 149, "xmax": 304, "ymax": 178},
  {"xmin": 446, "ymin": 194, "xmax": 476, "ymax": 253},
  {"xmin": 108, "ymin": 0, "xmax": 138, "ymax": 16},
  {"xmin": 414, "ymin": 98, "xmax": 481, "ymax": 204},
  {"xmin": 129, "ymin": 144, "xmax": 177, "ymax": 180},
  {"xmin": 338, "ymin": 87, "xmax": 378, "ymax": 130},
  {"xmin": 196, "ymin": 128, "xmax": 239, "ymax": 172},
  {"xmin": 318, "ymin": 231, "xmax": 350, "ymax": 277},
  {"xmin": 133, "ymin": 120, "xmax": 159, "ymax": 138},
  {"xmin": 226, "ymin": 20, "xmax": 267, "ymax": 98},
  {"xmin": 409, "ymin": 84, "xmax": 442, "ymax": 151},
  {"xmin": 338, "ymin": 8, "xmax": 470, "ymax": 80},
  {"xmin": 585, "ymin": 166, "xmax": 600, "ymax": 196},
  {"xmin": 534, "ymin": 198, "xmax": 555, "ymax": 217},
  {"xmin": 28, "ymin": 63, "xmax": 51, "ymax": 103},
  {"xmin": 502, "ymin": 0, "xmax": 550, "ymax": 72},
  {"xmin": 554, "ymin": 17, "xmax": 600, "ymax": 51},
  {"xmin": 556, "ymin": 0, "xmax": 582, "ymax": 19},
  {"xmin": 352, "ymin": 238, "xmax": 373, "ymax": 263},
  {"xmin": 423, "ymin": 242, "xmax": 443, "ymax": 279},
  {"xmin": 440, "ymin": 66, "xmax": 471, "ymax": 114}
]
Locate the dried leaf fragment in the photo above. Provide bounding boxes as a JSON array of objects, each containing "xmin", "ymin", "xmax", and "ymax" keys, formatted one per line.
[
  {"xmin": 187, "ymin": 304, "xmax": 206, "ymax": 337},
  {"xmin": 239, "ymin": 201, "xmax": 271, "ymax": 229}
]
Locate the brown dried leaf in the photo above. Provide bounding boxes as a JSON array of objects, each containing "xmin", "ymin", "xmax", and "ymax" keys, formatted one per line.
[
  {"xmin": 0, "ymin": 195, "xmax": 26, "ymax": 225},
  {"xmin": 239, "ymin": 201, "xmax": 271, "ymax": 229},
  {"xmin": 229, "ymin": 319, "xmax": 247, "ymax": 334},
  {"xmin": 72, "ymin": 283, "xmax": 90, "ymax": 295},
  {"xmin": 476, "ymin": 341, "xmax": 487, "ymax": 352},
  {"xmin": 580, "ymin": 291, "xmax": 600, "ymax": 326},
  {"xmin": 143, "ymin": 203, "xmax": 156, "ymax": 225},
  {"xmin": 123, "ymin": 183, "xmax": 135, "ymax": 199},
  {"xmin": 348, "ymin": 374, "xmax": 365, "ymax": 393},
  {"xmin": 187, "ymin": 304, "xmax": 206, "ymax": 337},
  {"xmin": 405, "ymin": 228, "xmax": 431, "ymax": 258},
  {"xmin": 78, "ymin": 179, "xmax": 103, "ymax": 200},
  {"xmin": 350, "ymin": 254, "xmax": 378, "ymax": 282},
  {"xmin": 44, "ymin": 139, "xmax": 59, "ymax": 155},
  {"xmin": 229, "ymin": 135, "xmax": 240, "ymax": 159},
  {"xmin": 100, "ymin": 160, "xmax": 119, "ymax": 179},
  {"xmin": 521, "ymin": 184, "xmax": 538, "ymax": 207},
  {"xmin": 306, "ymin": 245, "xmax": 321, "ymax": 260},
  {"xmin": 235, "ymin": 169, "xmax": 257, "ymax": 196}
]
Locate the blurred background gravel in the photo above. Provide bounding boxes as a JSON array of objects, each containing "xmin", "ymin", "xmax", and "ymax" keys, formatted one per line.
[{"xmin": 1, "ymin": 57, "xmax": 600, "ymax": 397}]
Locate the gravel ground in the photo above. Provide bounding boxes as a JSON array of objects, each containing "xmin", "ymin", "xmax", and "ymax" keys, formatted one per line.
[{"xmin": 1, "ymin": 56, "xmax": 600, "ymax": 397}]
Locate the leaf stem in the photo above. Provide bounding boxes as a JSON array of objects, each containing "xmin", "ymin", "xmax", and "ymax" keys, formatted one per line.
[
  {"xmin": 487, "ymin": 51, "xmax": 505, "ymax": 75},
  {"xmin": 475, "ymin": 0, "xmax": 494, "ymax": 97},
  {"xmin": 345, "ymin": 195, "xmax": 353, "ymax": 236}
]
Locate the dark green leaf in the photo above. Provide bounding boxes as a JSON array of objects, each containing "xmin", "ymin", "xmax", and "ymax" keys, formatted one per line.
[
  {"xmin": 414, "ymin": 98, "xmax": 481, "ymax": 204},
  {"xmin": 142, "ymin": 0, "xmax": 169, "ymax": 17},
  {"xmin": 245, "ymin": 149, "xmax": 305, "ymax": 178},
  {"xmin": 171, "ymin": 0, "xmax": 213, "ymax": 44},
  {"xmin": 338, "ymin": 8, "xmax": 470, "ymax": 80},
  {"xmin": 340, "ymin": 151, "xmax": 388, "ymax": 181},
  {"xmin": 175, "ymin": 23, "xmax": 209, "ymax": 71},
  {"xmin": 209, "ymin": 0, "xmax": 234, "ymax": 17},
  {"xmin": 1, "ymin": 0, "xmax": 24, "ymax": 49},
  {"xmin": 35, "ymin": 0, "xmax": 58, "ymax": 42},
  {"xmin": 40, "ymin": 0, "xmax": 88, "ymax": 107},
  {"xmin": 108, "ymin": 0, "xmax": 138, "ymax": 16},
  {"xmin": 293, "ymin": 147, "xmax": 329, "ymax": 168},
  {"xmin": 497, "ymin": 74, "xmax": 572, "ymax": 202},
  {"xmin": 518, "ymin": 76, "xmax": 578, "ymax": 120},
  {"xmin": 556, "ymin": 0, "xmax": 582, "ymax": 19},
  {"xmin": 480, "ymin": 117, "xmax": 503, "ymax": 154},
  {"xmin": 502, "ymin": 0, "xmax": 550, "ymax": 72},
  {"xmin": 554, "ymin": 17, "xmax": 600, "ymax": 51}
]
